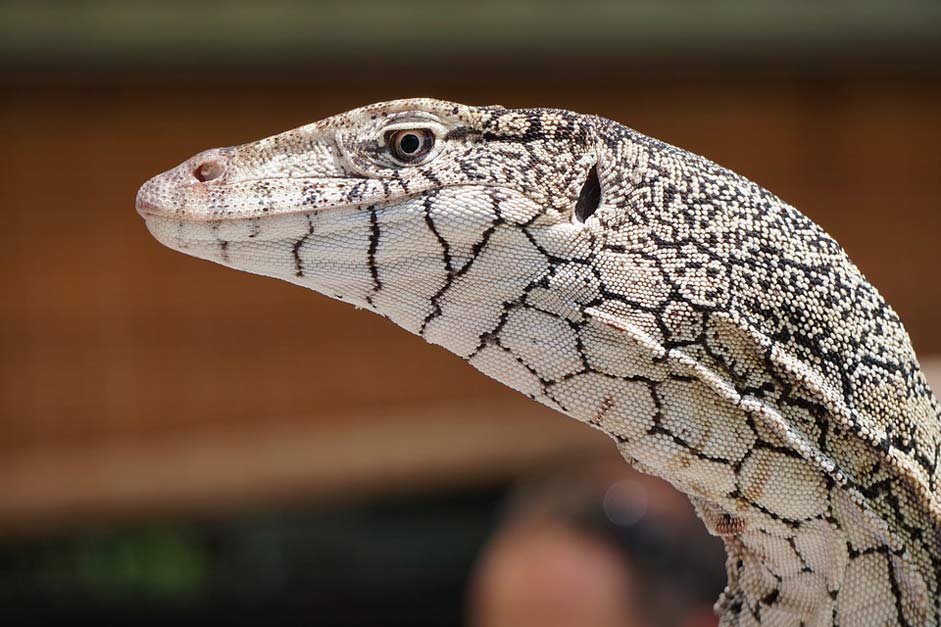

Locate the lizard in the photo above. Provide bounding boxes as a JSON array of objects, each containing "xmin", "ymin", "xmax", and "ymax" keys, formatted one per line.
[{"xmin": 137, "ymin": 98, "xmax": 941, "ymax": 626}]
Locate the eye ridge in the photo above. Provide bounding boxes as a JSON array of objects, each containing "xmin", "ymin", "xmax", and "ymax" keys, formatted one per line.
[{"xmin": 389, "ymin": 128, "xmax": 434, "ymax": 163}]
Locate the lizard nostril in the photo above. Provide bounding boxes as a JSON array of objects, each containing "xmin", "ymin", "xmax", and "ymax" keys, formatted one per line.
[{"xmin": 193, "ymin": 158, "xmax": 225, "ymax": 182}]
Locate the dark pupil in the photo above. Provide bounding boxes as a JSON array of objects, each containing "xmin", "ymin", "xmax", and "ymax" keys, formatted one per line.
[{"xmin": 399, "ymin": 133, "xmax": 421, "ymax": 155}]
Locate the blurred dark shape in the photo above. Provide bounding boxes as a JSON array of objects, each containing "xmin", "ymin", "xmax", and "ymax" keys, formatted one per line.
[
  {"xmin": 0, "ymin": 486, "xmax": 503, "ymax": 626},
  {"xmin": 1, "ymin": 1, "xmax": 940, "ymax": 81}
]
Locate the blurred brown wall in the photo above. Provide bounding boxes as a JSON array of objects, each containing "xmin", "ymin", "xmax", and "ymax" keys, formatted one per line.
[{"xmin": 1, "ymin": 76, "xmax": 939, "ymax": 529}]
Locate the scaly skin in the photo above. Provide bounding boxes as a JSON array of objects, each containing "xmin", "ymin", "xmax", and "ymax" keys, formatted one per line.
[{"xmin": 138, "ymin": 98, "xmax": 941, "ymax": 625}]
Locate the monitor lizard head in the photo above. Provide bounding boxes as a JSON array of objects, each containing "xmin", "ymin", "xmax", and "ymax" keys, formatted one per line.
[{"xmin": 137, "ymin": 98, "xmax": 609, "ymax": 337}]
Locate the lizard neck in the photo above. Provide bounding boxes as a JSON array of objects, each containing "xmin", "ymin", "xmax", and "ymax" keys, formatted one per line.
[
  {"xmin": 694, "ymin": 491, "xmax": 938, "ymax": 626},
  {"xmin": 615, "ymin": 368, "xmax": 940, "ymax": 626},
  {"xmin": 465, "ymin": 305, "xmax": 940, "ymax": 624}
]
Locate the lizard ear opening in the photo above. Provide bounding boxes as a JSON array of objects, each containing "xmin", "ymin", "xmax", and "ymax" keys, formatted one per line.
[{"xmin": 574, "ymin": 164, "xmax": 601, "ymax": 223}]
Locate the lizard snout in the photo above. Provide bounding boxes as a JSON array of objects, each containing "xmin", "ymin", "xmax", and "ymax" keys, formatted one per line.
[
  {"xmin": 135, "ymin": 178, "xmax": 166, "ymax": 218},
  {"xmin": 136, "ymin": 148, "xmax": 230, "ymax": 219}
]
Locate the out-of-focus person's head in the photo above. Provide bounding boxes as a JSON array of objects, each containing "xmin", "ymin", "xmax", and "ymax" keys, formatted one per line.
[
  {"xmin": 468, "ymin": 459, "xmax": 726, "ymax": 627},
  {"xmin": 470, "ymin": 519, "xmax": 640, "ymax": 627}
]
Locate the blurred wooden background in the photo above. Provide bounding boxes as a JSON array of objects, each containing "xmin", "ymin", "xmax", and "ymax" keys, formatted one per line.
[{"xmin": 1, "ymin": 1, "xmax": 940, "ymax": 535}]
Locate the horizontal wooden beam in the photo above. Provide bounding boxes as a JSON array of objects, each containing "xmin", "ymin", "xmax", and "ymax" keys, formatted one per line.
[
  {"xmin": 1, "ymin": 360, "xmax": 937, "ymax": 537},
  {"xmin": 0, "ymin": 400, "xmax": 609, "ymax": 536}
]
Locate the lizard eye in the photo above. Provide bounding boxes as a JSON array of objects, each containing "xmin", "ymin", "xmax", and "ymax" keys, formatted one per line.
[{"xmin": 388, "ymin": 129, "xmax": 434, "ymax": 163}]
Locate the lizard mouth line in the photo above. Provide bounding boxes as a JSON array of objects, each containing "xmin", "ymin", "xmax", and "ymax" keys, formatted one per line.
[
  {"xmin": 135, "ymin": 197, "xmax": 168, "ymax": 219},
  {"xmin": 136, "ymin": 180, "xmax": 530, "ymax": 224},
  {"xmin": 135, "ymin": 196, "xmax": 372, "ymax": 223}
]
